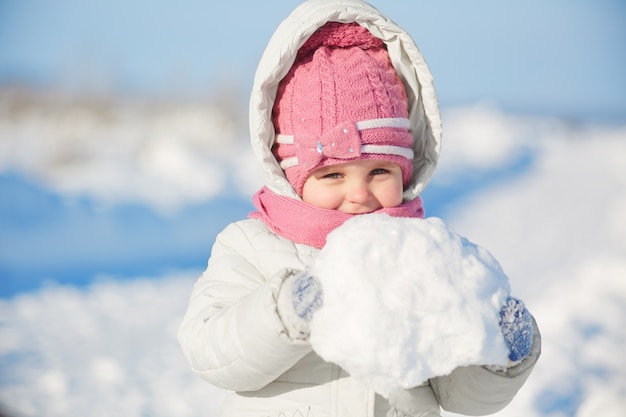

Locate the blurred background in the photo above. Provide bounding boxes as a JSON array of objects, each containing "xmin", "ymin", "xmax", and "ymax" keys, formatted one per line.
[{"xmin": 0, "ymin": 1, "xmax": 625, "ymax": 416}]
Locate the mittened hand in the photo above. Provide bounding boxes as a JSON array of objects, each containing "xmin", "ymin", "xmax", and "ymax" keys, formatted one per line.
[
  {"xmin": 499, "ymin": 297, "xmax": 534, "ymax": 363},
  {"xmin": 292, "ymin": 273, "xmax": 323, "ymax": 321}
]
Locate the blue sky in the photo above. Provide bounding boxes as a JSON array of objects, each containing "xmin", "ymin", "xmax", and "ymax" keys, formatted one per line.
[{"xmin": 0, "ymin": 0, "xmax": 625, "ymax": 122}]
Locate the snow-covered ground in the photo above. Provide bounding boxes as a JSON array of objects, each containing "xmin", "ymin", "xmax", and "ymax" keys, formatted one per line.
[
  {"xmin": 0, "ymin": 94, "xmax": 625, "ymax": 417},
  {"xmin": 0, "ymin": 90, "xmax": 257, "ymax": 213}
]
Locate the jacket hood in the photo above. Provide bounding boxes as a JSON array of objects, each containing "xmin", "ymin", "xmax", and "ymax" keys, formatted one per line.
[{"xmin": 249, "ymin": 0, "xmax": 442, "ymax": 201}]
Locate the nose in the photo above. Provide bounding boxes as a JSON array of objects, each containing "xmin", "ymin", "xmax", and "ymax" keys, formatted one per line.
[{"xmin": 346, "ymin": 179, "xmax": 372, "ymax": 204}]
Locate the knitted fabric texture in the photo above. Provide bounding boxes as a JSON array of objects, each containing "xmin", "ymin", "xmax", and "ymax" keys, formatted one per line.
[
  {"xmin": 250, "ymin": 187, "xmax": 425, "ymax": 249},
  {"xmin": 272, "ymin": 22, "xmax": 414, "ymax": 196}
]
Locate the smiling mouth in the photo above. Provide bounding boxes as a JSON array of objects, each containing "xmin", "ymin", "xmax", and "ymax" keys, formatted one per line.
[{"xmin": 341, "ymin": 206, "xmax": 379, "ymax": 215}]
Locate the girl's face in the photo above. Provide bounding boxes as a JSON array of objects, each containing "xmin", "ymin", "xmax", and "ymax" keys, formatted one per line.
[{"xmin": 301, "ymin": 159, "xmax": 404, "ymax": 214}]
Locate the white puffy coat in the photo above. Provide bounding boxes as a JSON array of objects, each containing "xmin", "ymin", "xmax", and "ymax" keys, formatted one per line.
[{"xmin": 178, "ymin": 1, "xmax": 541, "ymax": 416}]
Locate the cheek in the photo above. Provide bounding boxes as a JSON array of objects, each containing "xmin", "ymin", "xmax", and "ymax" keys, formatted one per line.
[
  {"xmin": 302, "ymin": 181, "xmax": 341, "ymax": 210},
  {"xmin": 381, "ymin": 178, "xmax": 405, "ymax": 207}
]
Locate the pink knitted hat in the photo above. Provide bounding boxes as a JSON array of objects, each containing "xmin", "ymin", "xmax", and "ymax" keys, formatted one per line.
[{"xmin": 272, "ymin": 22, "xmax": 414, "ymax": 196}]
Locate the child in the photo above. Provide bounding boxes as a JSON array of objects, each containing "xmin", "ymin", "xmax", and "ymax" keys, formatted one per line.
[{"xmin": 178, "ymin": 1, "xmax": 541, "ymax": 416}]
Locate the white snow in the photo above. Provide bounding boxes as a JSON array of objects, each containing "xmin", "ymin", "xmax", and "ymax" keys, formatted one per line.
[
  {"xmin": 445, "ymin": 121, "xmax": 626, "ymax": 417},
  {"xmin": 0, "ymin": 274, "xmax": 227, "ymax": 417},
  {"xmin": 0, "ymin": 104, "xmax": 625, "ymax": 416},
  {"xmin": 0, "ymin": 93, "xmax": 259, "ymax": 213},
  {"xmin": 436, "ymin": 105, "xmax": 540, "ymax": 179},
  {"xmin": 310, "ymin": 215, "xmax": 511, "ymax": 397}
]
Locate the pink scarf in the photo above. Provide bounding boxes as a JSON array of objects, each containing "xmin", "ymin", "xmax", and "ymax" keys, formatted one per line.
[{"xmin": 249, "ymin": 187, "xmax": 425, "ymax": 249}]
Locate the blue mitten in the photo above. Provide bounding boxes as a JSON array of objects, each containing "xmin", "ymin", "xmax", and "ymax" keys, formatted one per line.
[
  {"xmin": 292, "ymin": 273, "xmax": 323, "ymax": 321},
  {"xmin": 499, "ymin": 297, "xmax": 534, "ymax": 362}
]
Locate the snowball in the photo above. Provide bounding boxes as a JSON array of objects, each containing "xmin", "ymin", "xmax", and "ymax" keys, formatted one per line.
[{"xmin": 309, "ymin": 214, "xmax": 511, "ymax": 398}]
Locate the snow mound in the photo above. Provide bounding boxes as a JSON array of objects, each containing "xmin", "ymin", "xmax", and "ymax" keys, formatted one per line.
[{"xmin": 309, "ymin": 214, "xmax": 512, "ymax": 397}]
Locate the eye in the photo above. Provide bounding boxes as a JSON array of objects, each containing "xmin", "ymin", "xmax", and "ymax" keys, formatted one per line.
[
  {"xmin": 370, "ymin": 168, "xmax": 390, "ymax": 176},
  {"xmin": 322, "ymin": 172, "xmax": 343, "ymax": 179}
]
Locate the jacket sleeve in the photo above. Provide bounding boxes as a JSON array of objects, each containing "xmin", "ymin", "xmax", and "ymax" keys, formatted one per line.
[
  {"xmin": 177, "ymin": 221, "xmax": 312, "ymax": 392},
  {"xmin": 429, "ymin": 317, "xmax": 541, "ymax": 415}
]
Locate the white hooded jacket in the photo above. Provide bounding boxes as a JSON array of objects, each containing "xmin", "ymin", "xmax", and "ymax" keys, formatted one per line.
[{"xmin": 178, "ymin": 1, "xmax": 541, "ymax": 416}]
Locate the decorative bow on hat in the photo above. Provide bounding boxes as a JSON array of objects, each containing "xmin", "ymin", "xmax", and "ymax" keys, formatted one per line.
[{"xmin": 275, "ymin": 117, "xmax": 414, "ymax": 170}]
